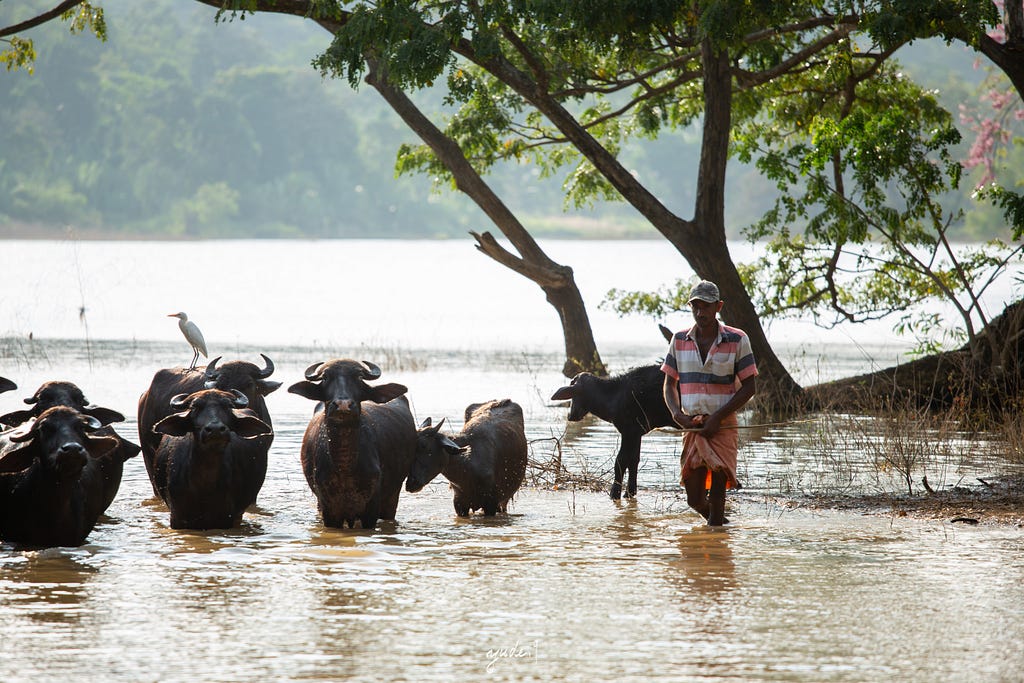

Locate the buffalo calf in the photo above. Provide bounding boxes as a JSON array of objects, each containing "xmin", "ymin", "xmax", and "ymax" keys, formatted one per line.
[
  {"xmin": 551, "ymin": 365, "xmax": 673, "ymax": 500},
  {"xmin": 407, "ymin": 399, "xmax": 527, "ymax": 516}
]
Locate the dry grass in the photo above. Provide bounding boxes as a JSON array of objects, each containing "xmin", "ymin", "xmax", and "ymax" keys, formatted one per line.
[
  {"xmin": 353, "ymin": 342, "xmax": 428, "ymax": 373},
  {"xmin": 524, "ymin": 434, "xmax": 609, "ymax": 492}
]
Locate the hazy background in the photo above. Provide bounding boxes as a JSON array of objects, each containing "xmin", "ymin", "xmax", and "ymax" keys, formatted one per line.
[{"xmin": 0, "ymin": 0, "xmax": 1006, "ymax": 241}]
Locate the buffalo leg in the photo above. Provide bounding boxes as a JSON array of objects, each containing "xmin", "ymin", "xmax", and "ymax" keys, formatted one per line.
[{"xmin": 611, "ymin": 432, "xmax": 643, "ymax": 499}]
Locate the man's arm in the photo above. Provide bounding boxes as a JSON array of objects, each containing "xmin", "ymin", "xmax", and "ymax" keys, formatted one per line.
[
  {"xmin": 663, "ymin": 373, "xmax": 700, "ymax": 429},
  {"xmin": 702, "ymin": 375, "xmax": 756, "ymax": 437}
]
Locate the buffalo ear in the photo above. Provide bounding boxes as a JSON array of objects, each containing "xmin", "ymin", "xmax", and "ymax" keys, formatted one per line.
[
  {"xmin": 287, "ymin": 380, "xmax": 322, "ymax": 402},
  {"xmin": 82, "ymin": 406, "xmax": 125, "ymax": 425},
  {"xmin": 257, "ymin": 379, "xmax": 282, "ymax": 396},
  {"xmin": 0, "ymin": 443, "xmax": 35, "ymax": 473},
  {"xmin": 550, "ymin": 385, "xmax": 576, "ymax": 401},
  {"xmin": 85, "ymin": 435, "xmax": 119, "ymax": 460},
  {"xmin": 439, "ymin": 434, "xmax": 463, "ymax": 455},
  {"xmin": 119, "ymin": 439, "xmax": 142, "ymax": 461},
  {"xmin": 232, "ymin": 413, "xmax": 272, "ymax": 439},
  {"xmin": 153, "ymin": 413, "xmax": 191, "ymax": 437},
  {"xmin": 0, "ymin": 408, "xmax": 34, "ymax": 427},
  {"xmin": 369, "ymin": 383, "xmax": 407, "ymax": 404}
]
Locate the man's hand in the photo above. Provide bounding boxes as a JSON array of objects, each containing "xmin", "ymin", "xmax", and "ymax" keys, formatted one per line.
[
  {"xmin": 673, "ymin": 413, "xmax": 708, "ymax": 430},
  {"xmin": 700, "ymin": 412, "xmax": 722, "ymax": 437}
]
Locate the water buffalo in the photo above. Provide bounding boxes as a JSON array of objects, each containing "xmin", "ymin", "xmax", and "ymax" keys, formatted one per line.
[
  {"xmin": 550, "ymin": 365, "xmax": 673, "ymax": 500},
  {"xmin": 288, "ymin": 359, "xmax": 416, "ymax": 530},
  {"xmin": 406, "ymin": 399, "xmax": 527, "ymax": 516},
  {"xmin": 0, "ymin": 380, "xmax": 141, "ymax": 511},
  {"xmin": 150, "ymin": 389, "xmax": 272, "ymax": 530},
  {"xmin": 0, "ymin": 406, "xmax": 120, "ymax": 547},
  {"xmin": 138, "ymin": 354, "xmax": 279, "ymax": 497}
]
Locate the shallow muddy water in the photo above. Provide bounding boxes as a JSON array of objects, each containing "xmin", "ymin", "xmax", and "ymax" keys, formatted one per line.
[
  {"xmin": 1, "ymin": 340, "xmax": 1022, "ymax": 683},
  {"xmin": 2, "ymin": 240, "xmax": 1023, "ymax": 681}
]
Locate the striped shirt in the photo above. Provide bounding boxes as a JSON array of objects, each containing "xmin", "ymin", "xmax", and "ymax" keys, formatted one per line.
[{"xmin": 661, "ymin": 322, "xmax": 758, "ymax": 416}]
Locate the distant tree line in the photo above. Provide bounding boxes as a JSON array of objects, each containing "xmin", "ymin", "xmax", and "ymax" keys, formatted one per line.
[
  {"xmin": 0, "ymin": 1, "xmax": 485, "ymax": 237},
  {"xmin": 0, "ymin": 1, "xmax": 1007, "ymax": 241}
]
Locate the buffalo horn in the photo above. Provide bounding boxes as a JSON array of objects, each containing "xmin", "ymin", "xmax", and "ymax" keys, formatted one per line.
[
  {"xmin": 8, "ymin": 418, "xmax": 36, "ymax": 443},
  {"xmin": 303, "ymin": 362, "xmax": 324, "ymax": 381},
  {"xmin": 204, "ymin": 356, "xmax": 223, "ymax": 382},
  {"xmin": 229, "ymin": 389, "xmax": 249, "ymax": 408},
  {"xmin": 258, "ymin": 353, "xmax": 275, "ymax": 378},
  {"xmin": 168, "ymin": 393, "xmax": 193, "ymax": 410},
  {"xmin": 360, "ymin": 361, "xmax": 382, "ymax": 380}
]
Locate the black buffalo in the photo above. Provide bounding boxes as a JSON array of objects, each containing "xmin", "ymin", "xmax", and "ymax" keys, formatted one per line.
[
  {"xmin": 138, "ymin": 354, "xmax": 279, "ymax": 498},
  {"xmin": 288, "ymin": 359, "xmax": 416, "ymax": 529},
  {"xmin": 551, "ymin": 365, "xmax": 673, "ymax": 500},
  {"xmin": 406, "ymin": 399, "xmax": 527, "ymax": 516},
  {"xmin": 150, "ymin": 389, "xmax": 272, "ymax": 530},
  {"xmin": 0, "ymin": 380, "xmax": 141, "ymax": 511},
  {"xmin": 0, "ymin": 406, "xmax": 120, "ymax": 547}
]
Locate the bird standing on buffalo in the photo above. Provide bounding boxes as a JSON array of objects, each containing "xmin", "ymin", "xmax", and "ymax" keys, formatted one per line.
[
  {"xmin": 169, "ymin": 312, "xmax": 207, "ymax": 370},
  {"xmin": 661, "ymin": 280, "xmax": 757, "ymax": 526}
]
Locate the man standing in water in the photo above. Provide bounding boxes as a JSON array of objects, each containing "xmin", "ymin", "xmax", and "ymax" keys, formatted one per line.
[{"xmin": 661, "ymin": 280, "xmax": 757, "ymax": 526}]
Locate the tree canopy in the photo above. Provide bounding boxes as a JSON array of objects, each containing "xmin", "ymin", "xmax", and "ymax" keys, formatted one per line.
[{"xmin": 5, "ymin": 0, "xmax": 1024, "ymax": 406}]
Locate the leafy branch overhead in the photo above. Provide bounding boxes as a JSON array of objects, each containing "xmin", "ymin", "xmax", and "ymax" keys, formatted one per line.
[{"xmin": 0, "ymin": 1, "xmax": 105, "ymax": 73}]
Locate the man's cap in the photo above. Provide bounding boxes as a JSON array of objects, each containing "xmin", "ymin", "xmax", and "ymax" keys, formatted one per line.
[{"xmin": 687, "ymin": 280, "xmax": 720, "ymax": 303}]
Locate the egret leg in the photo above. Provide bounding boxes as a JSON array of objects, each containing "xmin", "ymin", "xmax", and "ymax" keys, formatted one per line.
[{"xmin": 189, "ymin": 348, "xmax": 199, "ymax": 370}]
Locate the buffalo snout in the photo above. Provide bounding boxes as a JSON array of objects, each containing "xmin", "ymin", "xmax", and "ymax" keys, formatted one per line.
[
  {"xmin": 325, "ymin": 398, "xmax": 360, "ymax": 420},
  {"xmin": 199, "ymin": 421, "xmax": 230, "ymax": 444},
  {"xmin": 55, "ymin": 443, "xmax": 88, "ymax": 476}
]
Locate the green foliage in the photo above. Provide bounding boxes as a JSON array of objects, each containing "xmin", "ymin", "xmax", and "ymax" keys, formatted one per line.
[
  {"xmin": 974, "ymin": 183, "xmax": 1024, "ymax": 240},
  {"xmin": 8, "ymin": 178, "xmax": 95, "ymax": 224},
  {"xmin": 735, "ymin": 54, "xmax": 1023, "ymax": 354},
  {"xmin": 0, "ymin": 0, "xmax": 490, "ymax": 237},
  {"xmin": 862, "ymin": 0, "xmax": 999, "ymax": 49},
  {"xmin": 171, "ymin": 182, "xmax": 240, "ymax": 237},
  {"xmin": 63, "ymin": 2, "xmax": 107, "ymax": 39},
  {"xmin": 603, "ymin": 279, "xmax": 691, "ymax": 319},
  {"xmin": 0, "ymin": 36, "xmax": 36, "ymax": 72},
  {"xmin": 1, "ymin": 2, "xmax": 106, "ymax": 74}
]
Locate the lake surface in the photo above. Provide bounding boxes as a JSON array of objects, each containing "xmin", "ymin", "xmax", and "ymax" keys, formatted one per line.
[{"xmin": 1, "ymin": 240, "xmax": 1023, "ymax": 682}]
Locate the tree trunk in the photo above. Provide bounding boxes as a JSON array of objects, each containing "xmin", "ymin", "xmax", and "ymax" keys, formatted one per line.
[
  {"xmin": 979, "ymin": 0, "xmax": 1024, "ymax": 96},
  {"xmin": 364, "ymin": 57, "xmax": 606, "ymax": 377},
  {"xmin": 689, "ymin": 41, "xmax": 803, "ymax": 408},
  {"xmin": 803, "ymin": 299, "xmax": 1024, "ymax": 415},
  {"xmin": 478, "ymin": 40, "xmax": 803, "ymax": 407}
]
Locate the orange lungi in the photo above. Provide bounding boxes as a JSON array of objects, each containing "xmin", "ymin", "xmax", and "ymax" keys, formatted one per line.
[{"xmin": 680, "ymin": 413, "xmax": 741, "ymax": 490}]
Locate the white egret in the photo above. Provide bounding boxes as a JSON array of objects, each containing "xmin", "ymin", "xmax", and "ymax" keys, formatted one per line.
[{"xmin": 168, "ymin": 312, "xmax": 208, "ymax": 370}]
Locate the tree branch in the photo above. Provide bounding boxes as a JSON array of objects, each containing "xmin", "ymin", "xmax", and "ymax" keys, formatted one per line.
[{"xmin": 0, "ymin": 0, "xmax": 84, "ymax": 38}]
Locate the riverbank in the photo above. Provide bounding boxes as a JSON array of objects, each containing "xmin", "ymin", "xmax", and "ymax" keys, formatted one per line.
[{"xmin": 771, "ymin": 473, "xmax": 1024, "ymax": 527}]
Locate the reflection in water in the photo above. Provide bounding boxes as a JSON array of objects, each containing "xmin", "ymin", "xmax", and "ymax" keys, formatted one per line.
[
  {"xmin": 0, "ymin": 551, "xmax": 96, "ymax": 625},
  {"xmin": 672, "ymin": 527, "xmax": 737, "ymax": 596}
]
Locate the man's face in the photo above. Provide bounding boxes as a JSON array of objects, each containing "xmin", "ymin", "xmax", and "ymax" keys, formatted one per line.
[{"xmin": 689, "ymin": 299, "xmax": 723, "ymax": 330}]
